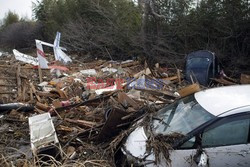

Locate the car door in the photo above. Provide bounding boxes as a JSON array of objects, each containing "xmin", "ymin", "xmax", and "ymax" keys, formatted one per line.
[{"xmin": 201, "ymin": 114, "xmax": 250, "ymax": 167}]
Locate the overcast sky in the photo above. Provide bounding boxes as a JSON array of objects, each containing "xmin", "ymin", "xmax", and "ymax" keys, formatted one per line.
[{"xmin": 0, "ymin": 0, "xmax": 36, "ymax": 20}]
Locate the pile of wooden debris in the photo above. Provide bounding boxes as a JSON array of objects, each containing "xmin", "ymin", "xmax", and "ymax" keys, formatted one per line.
[{"xmin": 0, "ymin": 52, "xmax": 248, "ymax": 166}]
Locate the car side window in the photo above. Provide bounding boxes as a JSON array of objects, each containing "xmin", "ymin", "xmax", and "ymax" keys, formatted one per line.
[
  {"xmin": 180, "ymin": 137, "xmax": 196, "ymax": 149},
  {"xmin": 202, "ymin": 116, "xmax": 250, "ymax": 148}
]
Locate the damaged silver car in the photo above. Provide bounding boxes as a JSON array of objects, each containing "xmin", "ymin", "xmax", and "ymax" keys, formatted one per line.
[{"xmin": 120, "ymin": 85, "xmax": 250, "ymax": 167}]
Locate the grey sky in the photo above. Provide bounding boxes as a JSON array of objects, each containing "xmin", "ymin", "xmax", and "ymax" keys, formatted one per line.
[{"xmin": 0, "ymin": 0, "xmax": 36, "ymax": 20}]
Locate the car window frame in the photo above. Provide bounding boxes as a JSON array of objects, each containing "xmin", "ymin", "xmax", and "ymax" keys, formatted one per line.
[
  {"xmin": 201, "ymin": 113, "xmax": 250, "ymax": 148},
  {"xmin": 176, "ymin": 112, "xmax": 250, "ymax": 150}
]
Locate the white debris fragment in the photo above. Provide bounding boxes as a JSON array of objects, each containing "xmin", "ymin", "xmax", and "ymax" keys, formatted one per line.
[
  {"xmin": 13, "ymin": 49, "xmax": 39, "ymax": 66},
  {"xmin": 29, "ymin": 113, "xmax": 59, "ymax": 154},
  {"xmin": 101, "ymin": 67, "xmax": 117, "ymax": 73},
  {"xmin": 80, "ymin": 69, "xmax": 97, "ymax": 76},
  {"xmin": 36, "ymin": 40, "xmax": 49, "ymax": 68},
  {"xmin": 35, "ymin": 31, "xmax": 72, "ymax": 69},
  {"xmin": 53, "ymin": 32, "xmax": 72, "ymax": 64},
  {"xmin": 121, "ymin": 60, "xmax": 133, "ymax": 64},
  {"xmin": 95, "ymin": 84, "xmax": 117, "ymax": 95},
  {"xmin": 38, "ymin": 82, "xmax": 49, "ymax": 87}
]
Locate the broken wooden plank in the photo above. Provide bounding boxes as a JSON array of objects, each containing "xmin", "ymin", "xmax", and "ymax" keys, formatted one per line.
[
  {"xmin": 16, "ymin": 64, "xmax": 22, "ymax": 99},
  {"xmin": 212, "ymin": 78, "xmax": 236, "ymax": 85},
  {"xmin": 120, "ymin": 61, "xmax": 139, "ymax": 68},
  {"xmin": 30, "ymin": 83, "xmax": 41, "ymax": 102},
  {"xmin": 38, "ymin": 65, "xmax": 43, "ymax": 83},
  {"xmin": 36, "ymin": 102, "xmax": 50, "ymax": 111},
  {"xmin": 22, "ymin": 83, "xmax": 27, "ymax": 101},
  {"xmin": 34, "ymin": 107, "xmax": 45, "ymax": 114},
  {"xmin": 177, "ymin": 69, "xmax": 181, "ymax": 84},
  {"xmin": 133, "ymin": 68, "xmax": 151, "ymax": 78},
  {"xmin": 64, "ymin": 118, "xmax": 96, "ymax": 128},
  {"xmin": 138, "ymin": 88, "xmax": 178, "ymax": 99},
  {"xmin": 30, "ymin": 87, "xmax": 34, "ymax": 101},
  {"xmin": 36, "ymin": 91, "xmax": 59, "ymax": 98},
  {"xmin": 50, "ymin": 89, "xmax": 67, "ymax": 99},
  {"xmin": 56, "ymin": 125, "xmax": 74, "ymax": 132},
  {"xmin": 117, "ymin": 91, "xmax": 140, "ymax": 110},
  {"xmin": 241, "ymin": 74, "xmax": 250, "ymax": 84},
  {"xmin": 162, "ymin": 76, "xmax": 178, "ymax": 82},
  {"xmin": 0, "ymin": 92, "xmax": 16, "ymax": 94},
  {"xmin": 0, "ymin": 77, "xmax": 16, "ymax": 80},
  {"xmin": 0, "ymin": 84, "xmax": 16, "ymax": 87},
  {"xmin": 178, "ymin": 83, "xmax": 200, "ymax": 97}
]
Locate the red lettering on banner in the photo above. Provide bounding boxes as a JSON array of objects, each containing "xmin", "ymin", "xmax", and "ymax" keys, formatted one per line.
[
  {"xmin": 106, "ymin": 78, "xmax": 115, "ymax": 87},
  {"xmin": 86, "ymin": 77, "xmax": 96, "ymax": 89},
  {"xmin": 96, "ymin": 79, "xmax": 105, "ymax": 89},
  {"xmin": 115, "ymin": 78, "xmax": 124, "ymax": 90}
]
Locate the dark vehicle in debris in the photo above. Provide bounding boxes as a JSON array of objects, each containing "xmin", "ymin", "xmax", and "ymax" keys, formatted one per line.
[{"xmin": 185, "ymin": 50, "xmax": 222, "ymax": 86}]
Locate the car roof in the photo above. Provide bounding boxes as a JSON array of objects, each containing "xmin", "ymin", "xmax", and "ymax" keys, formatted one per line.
[
  {"xmin": 187, "ymin": 50, "xmax": 215, "ymax": 60},
  {"xmin": 194, "ymin": 85, "xmax": 250, "ymax": 116}
]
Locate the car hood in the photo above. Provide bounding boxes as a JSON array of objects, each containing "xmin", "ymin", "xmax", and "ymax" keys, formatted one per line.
[
  {"xmin": 123, "ymin": 127, "xmax": 148, "ymax": 158},
  {"xmin": 122, "ymin": 126, "xmax": 195, "ymax": 167}
]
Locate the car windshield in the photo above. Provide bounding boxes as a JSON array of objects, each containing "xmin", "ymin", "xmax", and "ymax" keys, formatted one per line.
[
  {"xmin": 151, "ymin": 95, "xmax": 215, "ymax": 135},
  {"xmin": 187, "ymin": 57, "xmax": 210, "ymax": 69}
]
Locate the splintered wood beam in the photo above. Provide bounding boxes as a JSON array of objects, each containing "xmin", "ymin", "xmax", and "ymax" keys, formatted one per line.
[
  {"xmin": 0, "ymin": 77, "xmax": 16, "ymax": 80},
  {"xmin": 38, "ymin": 66, "xmax": 43, "ymax": 83},
  {"xmin": 178, "ymin": 83, "xmax": 201, "ymax": 97},
  {"xmin": 0, "ymin": 84, "xmax": 16, "ymax": 87},
  {"xmin": 177, "ymin": 69, "xmax": 181, "ymax": 84},
  {"xmin": 30, "ymin": 87, "xmax": 34, "ymax": 101},
  {"xmin": 0, "ymin": 92, "xmax": 16, "ymax": 94},
  {"xmin": 16, "ymin": 65, "xmax": 22, "ymax": 99},
  {"xmin": 30, "ymin": 82, "xmax": 41, "ymax": 102}
]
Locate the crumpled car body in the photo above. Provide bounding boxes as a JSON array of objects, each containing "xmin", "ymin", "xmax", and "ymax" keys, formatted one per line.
[
  {"xmin": 185, "ymin": 50, "xmax": 221, "ymax": 86},
  {"xmin": 120, "ymin": 85, "xmax": 250, "ymax": 167}
]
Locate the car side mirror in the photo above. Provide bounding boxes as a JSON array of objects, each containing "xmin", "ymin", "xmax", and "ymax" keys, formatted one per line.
[
  {"xmin": 193, "ymin": 148, "xmax": 208, "ymax": 167},
  {"xmin": 197, "ymin": 151, "xmax": 208, "ymax": 167}
]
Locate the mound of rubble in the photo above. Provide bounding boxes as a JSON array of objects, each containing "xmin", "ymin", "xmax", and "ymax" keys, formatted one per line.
[{"xmin": 0, "ymin": 51, "xmax": 247, "ymax": 166}]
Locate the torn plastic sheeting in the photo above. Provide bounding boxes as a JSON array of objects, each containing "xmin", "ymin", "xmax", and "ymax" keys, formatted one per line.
[
  {"xmin": 29, "ymin": 113, "xmax": 59, "ymax": 154},
  {"xmin": 128, "ymin": 75, "xmax": 163, "ymax": 90},
  {"xmin": 0, "ymin": 103, "xmax": 34, "ymax": 112},
  {"xmin": 13, "ymin": 49, "xmax": 39, "ymax": 66},
  {"xmin": 80, "ymin": 69, "xmax": 97, "ymax": 76}
]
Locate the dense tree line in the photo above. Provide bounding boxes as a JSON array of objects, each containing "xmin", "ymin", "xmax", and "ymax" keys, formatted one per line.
[
  {"xmin": 32, "ymin": 0, "xmax": 142, "ymax": 59},
  {"xmin": 0, "ymin": 11, "xmax": 42, "ymax": 50},
  {"xmin": 0, "ymin": 0, "xmax": 249, "ymax": 73}
]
